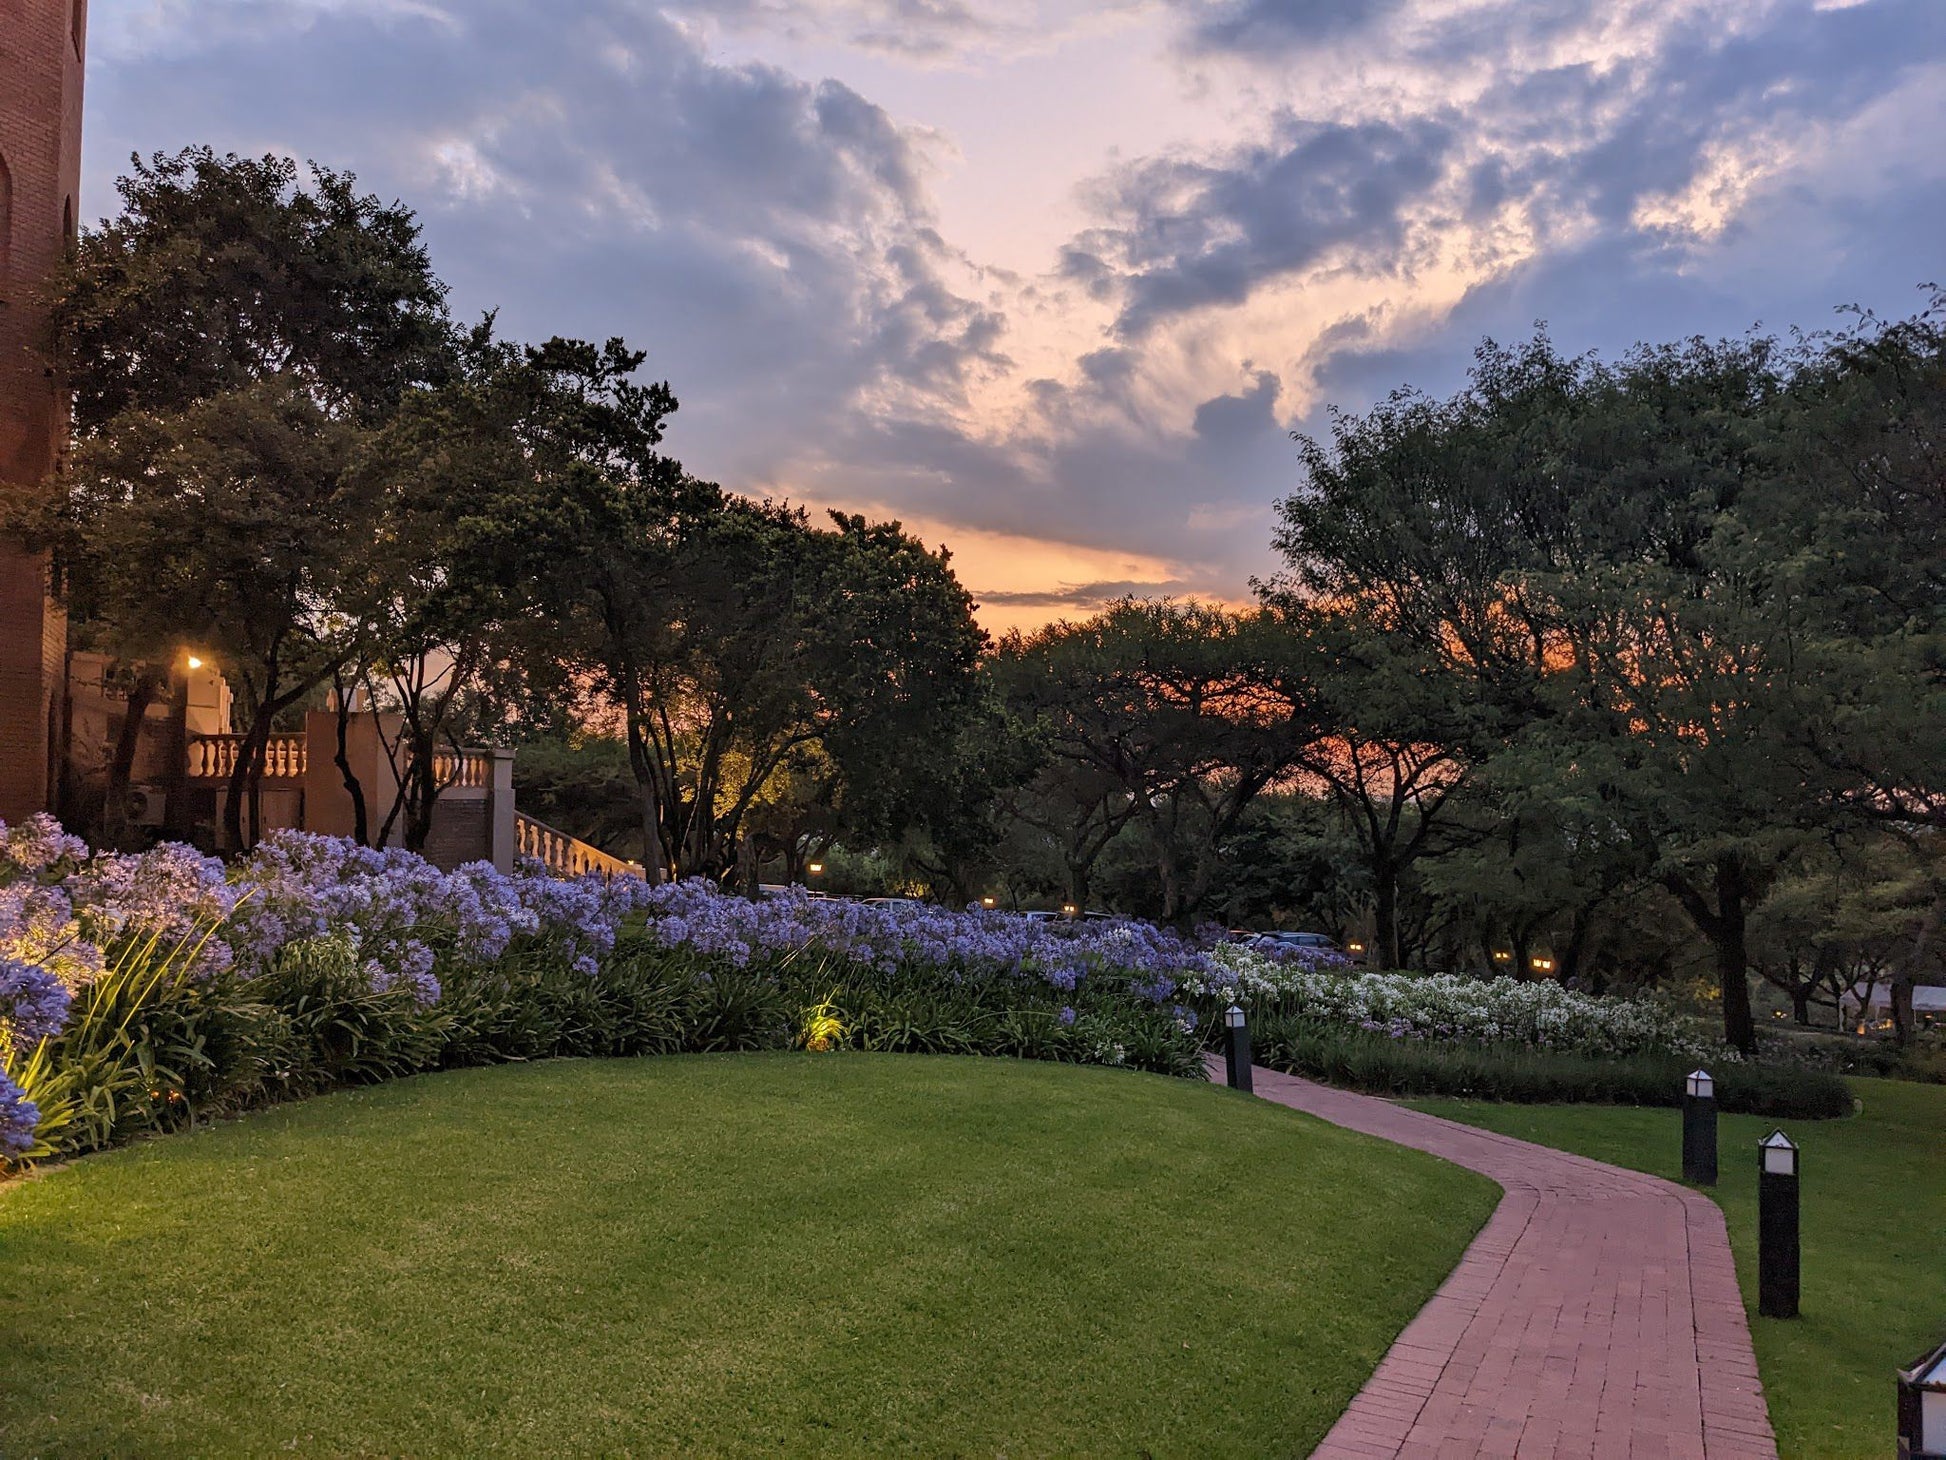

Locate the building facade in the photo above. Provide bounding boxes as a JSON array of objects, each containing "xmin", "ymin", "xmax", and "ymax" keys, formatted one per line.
[{"xmin": 0, "ymin": 0, "xmax": 86, "ymax": 822}]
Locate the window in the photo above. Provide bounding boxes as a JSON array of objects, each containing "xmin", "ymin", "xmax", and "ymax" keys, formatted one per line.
[
  {"xmin": 64, "ymin": 196, "xmax": 75, "ymax": 252},
  {"xmin": 72, "ymin": 0, "xmax": 86, "ymax": 59}
]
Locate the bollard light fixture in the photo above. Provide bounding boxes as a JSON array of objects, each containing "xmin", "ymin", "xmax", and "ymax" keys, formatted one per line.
[
  {"xmin": 1682, "ymin": 1068, "xmax": 1718, "ymax": 1186},
  {"xmin": 1897, "ymin": 1338, "xmax": 1946, "ymax": 1460},
  {"xmin": 1757, "ymin": 1129, "xmax": 1801, "ymax": 1318},
  {"xmin": 1223, "ymin": 1004, "xmax": 1253, "ymax": 1094}
]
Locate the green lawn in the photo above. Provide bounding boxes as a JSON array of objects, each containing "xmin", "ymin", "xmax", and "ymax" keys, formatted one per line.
[
  {"xmin": 2, "ymin": 1054, "xmax": 1496, "ymax": 1456},
  {"xmin": 1408, "ymin": 1079, "xmax": 1946, "ymax": 1459}
]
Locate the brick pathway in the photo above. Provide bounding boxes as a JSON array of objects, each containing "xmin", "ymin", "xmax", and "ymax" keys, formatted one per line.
[{"xmin": 1221, "ymin": 1063, "xmax": 1776, "ymax": 1459}]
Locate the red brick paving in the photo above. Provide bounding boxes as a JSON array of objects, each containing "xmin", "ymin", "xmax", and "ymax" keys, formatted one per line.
[{"xmin": 1217, "ymin": 1062, "xmax": 1776, "ymax": 1459}]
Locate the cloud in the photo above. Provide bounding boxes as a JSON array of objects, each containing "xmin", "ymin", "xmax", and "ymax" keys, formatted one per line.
[
  {"xmin": 1067, "ymin": 117, "xmax": 1454, "ymax": 339},
  {"xmin": 80, "ymin": 0, "xmax": 1946, "ymax": 628},
  {"xmin": 976, "ymin": 579, "xmax": 1193, "ymax": 606},
  {"xmin": 1180, "ymin": 0, "xmax": 1408, "ymax": 52}
]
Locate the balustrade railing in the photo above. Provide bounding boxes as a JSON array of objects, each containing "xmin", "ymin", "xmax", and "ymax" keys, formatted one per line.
[
  {"xmin": 187, "ymin": 734, "xmax": 308, "ymax": 781},
  {"xmin": 515, "ymin": 813, "xmax": 643, "ymax": 880},
  {"xmin": 432, "ymin": 749, "xmax": 493, "ymax": 790}
]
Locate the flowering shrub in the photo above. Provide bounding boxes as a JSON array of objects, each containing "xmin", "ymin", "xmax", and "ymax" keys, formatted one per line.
[
  {"xmin": 1192, "ymin": 944, "xmax": 1726, "ymax": 1064},
  {"xmin": 633, "ymin": 879, "xmax": 1212, "ymax": 1002}
]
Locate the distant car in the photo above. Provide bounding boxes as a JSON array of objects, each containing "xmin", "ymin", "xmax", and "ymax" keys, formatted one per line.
[
  {"xmin": 861, "ymin": 896, "xmax": 925, "ymax": 909},
  {"xmin": 1018, "ymin": 909, "xmax": 1064, "ymax": 923}
]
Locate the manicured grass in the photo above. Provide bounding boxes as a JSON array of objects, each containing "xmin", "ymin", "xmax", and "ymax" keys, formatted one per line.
[
  {"xmin": 1408, "ymin": 1079, "xmax": 1945, "ymax": 1459},
  {"xmin": 2, "ymin": 1054, "xmax": 1496, "ymax": 1456}
]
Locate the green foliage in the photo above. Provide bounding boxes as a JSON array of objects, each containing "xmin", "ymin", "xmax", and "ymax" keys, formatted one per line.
[
  {"xmin": 1249, "ymin": 1017, "xmax": 1853, "ymax": 1119},
  {"xmin": 14, "ymin": 932, "xmax": 1199, "ymax": 1166},
  {"xmin": 17, "ymin": 921, "xmax": 255, "ymax": 1157}
]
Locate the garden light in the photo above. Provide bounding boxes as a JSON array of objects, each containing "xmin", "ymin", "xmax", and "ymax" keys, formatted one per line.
[
  {"xmin": 1223, "ymin": 1004, "xmax": 1253, "ymax": 1094},
  {"xmin": 981, "ymin": 896, "xmax": 996, "ymax": 908},
  {"xmin": 1493, "ymin": 950, "xmax": 1511, "ymax": 962},
  {"xmin": 807, "ymin": 862, "xmax": 823, "ymax": 875},
  {"xmin": 1061, "ymin": 903, "xmax": 1078, "ymax": 917},
  {"xmin": 186, "ymin": 655, "xmax": 204, "ymax": 670},
  {"xmin": 1897, "ymin": 1339, "xmax": 1946, "ymax": 1459},
  {"xmin": 1682, "ymin": 1069, "xmax": 1716, "ymax": 1185},
  {"xmin": 1758, "ymin": 1130, "xmax": 1800, "ymax": 1318},
  {"xmin": 1530, "ymin": 956, "xmax": 1554, "ymax": 973}
]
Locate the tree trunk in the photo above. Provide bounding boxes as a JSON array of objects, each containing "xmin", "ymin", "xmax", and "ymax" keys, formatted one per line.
[
  {"xmin": 1065, "ymin": 860, "xmax": 1090, "ymax": 912},
  {"xmin": 1890, "ymin": 974, "xmax": 1916, "ymax": 1048},
  {"xmin": 103, "ymin": 670, "xmax": 163, "ymax": 848},
  {"xmin": 1373, "ymin": 866, "xmax": 1401, "ymax": 971},
  {"xmin": 1791, "ymin": 982, "xmax": 1812, "ymax": 1026},
  {"xmin": 223, "ymin": 703, "xmax": 277, "ymax": 853},
  {"xmin": 331, "ymin": 694, "xmax": 369, "ymax": 846},
  {"xmin": 1559, "ymin": 906, "xmax": 1595, "ymax": 991},
  {"xmin": 1664, "ymin": 857, "xmax": 1758, "ymax": 1056}
]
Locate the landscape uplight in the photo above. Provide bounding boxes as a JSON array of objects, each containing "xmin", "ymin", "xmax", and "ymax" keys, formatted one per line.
[
  {"xmin": 807, "ymin": 862, "xmax": 824, "ymax": 875},
  {"xmin": 1493, "ymin": 950, "xmax": 1511, "ymax": 963},
  {"xmin": 981, "ymin": 896, "xmax": 996, "ymax": 908},
  {"xmin": 1061, "ymin": 903, "xmax": 1078, "ymax": 917},
  {"xmin": 1530, "ymin": 955, "xmax": 1554, "ymax": 973}
]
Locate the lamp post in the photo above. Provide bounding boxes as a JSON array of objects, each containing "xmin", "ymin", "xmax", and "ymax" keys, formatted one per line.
[
  {"xmin": 1682, "ymin": 1069, "xmax": 1717, "ymax": 1185},
  {"xmin": 1897, "ymin": 1338, "xmax": 1946, "ymax": 1459},
  {"xmin": 1224, "ymin": 1004, "xmax": 1253, "ymax": 1094},
  {"xmin": 1758, "ymin": 1130, "xmax": 1800, "ymax": 1319}
]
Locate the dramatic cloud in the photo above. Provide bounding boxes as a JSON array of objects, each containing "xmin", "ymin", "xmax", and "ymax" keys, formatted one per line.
[{"xmin": 82, "ymin": 0, "xmax": 1946, "ymax": 623}]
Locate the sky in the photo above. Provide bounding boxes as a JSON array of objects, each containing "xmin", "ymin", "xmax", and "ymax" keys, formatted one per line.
[{"xmin": 83, "ymin": 0, "xmax": 1946, "ymax": 633}]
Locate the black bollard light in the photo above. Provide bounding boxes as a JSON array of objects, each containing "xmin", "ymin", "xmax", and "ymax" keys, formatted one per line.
[
  {"xmin": 1896, "ymin": 1338, "xmax": 1946, "ymax": 1459},
  {"xmin": 1682, "ymin": 1068, "xmax": 1718, "ymax": 1186},
  {"xmin": 1224, "ymin": 1004, "xmax": 1253, "ymax": 1093},
  {"xmin": 1757, "ymin": 1130, "xmax": 1801, "ymax": 1319}
]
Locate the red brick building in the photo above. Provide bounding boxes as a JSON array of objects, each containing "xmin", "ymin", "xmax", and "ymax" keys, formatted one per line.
[{"xmin": 0, "ymin": 0, "xmax": 86, "ymax": 822}]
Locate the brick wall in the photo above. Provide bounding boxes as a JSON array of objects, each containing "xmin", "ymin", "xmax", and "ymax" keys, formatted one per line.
[{"xmin": 0, "ymin": 0, "xmax": 86, "ymax": 822}]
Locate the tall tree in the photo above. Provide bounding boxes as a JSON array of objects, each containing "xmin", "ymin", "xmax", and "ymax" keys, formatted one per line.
[{"xmin": 6, "ymin": 148, "xmax": 450, "ymax": 849}]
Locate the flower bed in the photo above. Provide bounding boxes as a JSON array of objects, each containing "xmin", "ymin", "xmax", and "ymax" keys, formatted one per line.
[
  {"xmin": 0, "ymin": 818, "xmax": 1217, "ymax": 1165},
  {"xmin": 1, "ymin": 814, "xmax": 1853, "ymax": 1165},
  {"xmin": 1191, "ymin": 944, "xmax": 1727, "ymax": 1065}
]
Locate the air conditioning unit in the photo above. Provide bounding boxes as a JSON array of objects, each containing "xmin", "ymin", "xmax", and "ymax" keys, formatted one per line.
[{"xmin": 128, "ymin": 785, "xmax": 168, "ymax": 827}]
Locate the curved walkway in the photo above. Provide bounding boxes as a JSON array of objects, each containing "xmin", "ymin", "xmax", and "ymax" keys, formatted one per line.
[{"xmin": 1225, "ymin": 1064, "xmax": 1776, "ymax": 1459}]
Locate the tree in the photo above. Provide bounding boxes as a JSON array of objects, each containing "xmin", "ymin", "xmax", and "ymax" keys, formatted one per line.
[
  {"xmin": 6, "ymin": 149, "xmax": 450, "ymax": 849},
  {"xmin": 996, "ymin": 601, "xmax": 1320, "ymax": 923},
  {"xmin": 1269, "ymin": 330, "xmax": 1859, "ymax": 1051}
]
